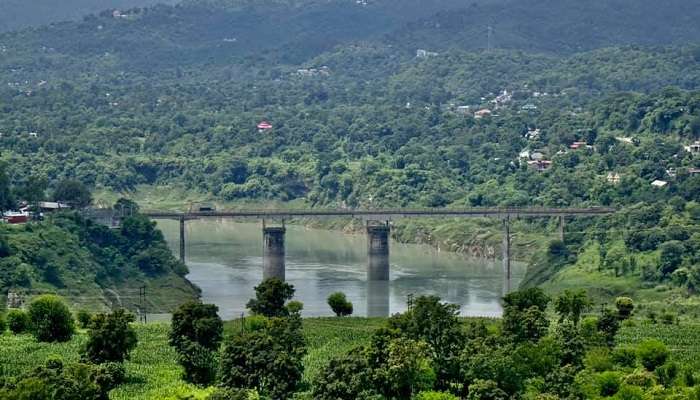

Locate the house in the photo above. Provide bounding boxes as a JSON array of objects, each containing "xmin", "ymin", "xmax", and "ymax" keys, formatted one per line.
[
  {"xmin": 651, "ymin": 180, "xmax": 668, "ymax": 188},
  {"xmin": 456, "ymin": 106, "xmax": 471, "ymax": 115},
  {"xmin": 3, "ymin": 211, "xmax": 29, "ymax": 224},
  {"xmin": 606, "ymin": 173, "xmax": 621, "ymax": 184},
  {"xmin": 684, "ymin": 141, "xmax": 700, "ymax": 154},
  {"xmin": 28, "ymin": 132, "xmax": 38, "ymax": 137},
  {"xmin": 416, "ymin": 49, "xmax": 438, "ymax": 58},
  {"xmin": 530, "ymin": 151, "xmax": 545, "ymax": 161},
  {"xmin": 688, "ymin": 168, "xmax": 700, "ymax": 175},
  {"xmin": 521, "ymin": 104, "xmax": 538, "ymax": 111},
  {"xmin": 527, "ymin": 160, "xmax": 552, "ymax": 172},
  {"xmin": 474, "ymin": 109, "xmax": 492, "ymax": 119},
  {"xmin": 257, "ymin": 121, "xmax": 273, "ymax": 131},
  {"xmin": 615, "ymin": 137, "xmax": 634, "ymax": 144},
  {"xmin": 525, "ymin": 128, "xmax": 541, "ymax": 140},
  {"xmin": 570, "ymin": 141, "xmax": 588, "ymax": 150}
]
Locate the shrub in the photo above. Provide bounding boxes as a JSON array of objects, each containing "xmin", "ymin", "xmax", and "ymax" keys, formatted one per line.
[
  {"xmin": 466, "ymin": 379, "xmax": 508, "ymax": 400},
  {"xmin": 93, "ymin": 362, "xmax": 126, "ymax": 391},
  {"xmin": 622, "ymin": 371, "xmax": 656, "ymax": 388},
  {"xmin": 415, "ymin": 391, "xmax": 460, "ymax": 400},
  {"xmin": 0, "ymin": 313, "xmax": 5, "ymax": 333},
  {"xmin": 615, "ymin": 297, "xmax": 634, "ymax": 320},
  {"xmin": 176, "ymin": 339, "xmax": 218, "ymax": 385},
  {"xmin": 597, "ymin": 371, "xmax": 621, "ymax": 397},
  {"xmin": 327, "ymin": 292, "xmax": 353, "ymax": 317},
  {"xmin": 655, "ymin": 362, "xmax": 678, "ymax": 387},
  {"xmin": 615, "ymin": 384, "xmax": 644, "ymax": 400},
  {"xmin": 611, "ymin": 347, "xmax": 637, "ymax": 368},
  {"xmin": 312, "ymin": 348, "xmax": 375, "ymax": 400},
  {"xmin": 660, "ymin": 312, "xmax": 677, "ymax": 325},
  {"xmin": 76, "ymin": 310, "xmax": 93, "ymax": 329},
  {"xmin": 82, "ymin": 309, "xmax": 138, "ymax": 364},
  {"xmin": 27, "ymin": 295, "xmax": 75, "ymax": 342},
  {"xmin": 584, "ymin": 348, "xmax": 613, "ymax": 372},
  {"xmin": 207, "ymin": 388, "xmax": 258, "ymax": 400},
  {"xmin": 637, "ymin": 339, "xmax": 669, "ymax": 371},
  {"xmin": 6, "ymin": 309, "xmax": 30, "ymax": 334}
]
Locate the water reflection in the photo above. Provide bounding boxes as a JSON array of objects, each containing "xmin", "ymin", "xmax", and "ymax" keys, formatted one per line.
[{"xmin": 158, "ymin": 220, "xmax": 525, "ymax": 319}]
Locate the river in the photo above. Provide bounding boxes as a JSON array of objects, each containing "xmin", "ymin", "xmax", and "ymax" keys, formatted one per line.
[{"xmin": 158, "ymin": 220, "xmax": 525, "ymax": 319}]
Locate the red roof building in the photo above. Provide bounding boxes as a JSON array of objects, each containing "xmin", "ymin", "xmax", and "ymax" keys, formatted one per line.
[{"xmin": 257, "ymin": 121, "xmax": 273, "ymax": 130}]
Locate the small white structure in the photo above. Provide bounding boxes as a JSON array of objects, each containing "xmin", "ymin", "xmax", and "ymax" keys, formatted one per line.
[
  {"xmin": 651, "ymin": 180, "xmax": 668, "ymax": 188},
  {"xmin": 607, "ymin": 173, "xmax": 621, "ymax": 184},
  {"xmin": 416, "ymin": 49, "xmax": 438, "ymax": 58}
]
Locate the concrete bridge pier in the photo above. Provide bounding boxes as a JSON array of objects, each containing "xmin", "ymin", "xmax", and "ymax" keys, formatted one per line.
[
  {"xmin": 367, "ymin": 222, "xmax": 390, "ymax": 281},
  {"xmin": 263, "ymin": 220, "xmax": 286, "ymax": 281},
  {"xmin": 179, "ymin": 215, "xmax": 186, "ymax": 263},
  {"xmin": 559, "ymin": 216, "xmax": 566, "ymax": 242},
  {"xmin": 502, "ymin": 217, "xmax": 511, "ymax": 293}
]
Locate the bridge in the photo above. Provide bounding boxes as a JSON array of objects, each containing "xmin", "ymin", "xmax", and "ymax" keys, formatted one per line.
[{"xmin": 139, "ymin": 207, "xmax": 615, "ymax": 291}]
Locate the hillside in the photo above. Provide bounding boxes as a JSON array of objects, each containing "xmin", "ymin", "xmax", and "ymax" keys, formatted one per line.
[
  {"xmin": 0, "ymin": 210, "xmax": 199, "ymax": 312},
  {"xmin": 0, "ymin": 0, "xmax": 699, "ymax": 303},
  {"xmin": 0, "ymin": 0, "xmax": 179, "ymax": 33}
]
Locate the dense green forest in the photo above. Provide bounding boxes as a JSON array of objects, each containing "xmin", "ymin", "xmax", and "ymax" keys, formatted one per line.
[{"xmin": 0, "ymin": 0, "xmax": 699, "ymax": 302}]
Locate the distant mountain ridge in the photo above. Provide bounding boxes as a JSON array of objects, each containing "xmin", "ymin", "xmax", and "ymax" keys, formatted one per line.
[{"xmin": 0, "ymin": 0, "xmax": 179, "ymax": 32}]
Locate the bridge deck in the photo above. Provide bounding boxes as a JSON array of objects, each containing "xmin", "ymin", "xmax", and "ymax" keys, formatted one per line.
[{"xmin": 142, "ymin": 207, "xmax": 616, "ymax": 220}]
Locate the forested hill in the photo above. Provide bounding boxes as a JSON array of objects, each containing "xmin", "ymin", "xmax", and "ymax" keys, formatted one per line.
[
  {"xmin": 0, "ymin": 0, "xmax": 699, "ymax": 301},
  {"xmin": 0, "ymin": 0, "xmax": 179, "ymax": 33},
  {"xmin": 2, "ymin": 0, "xmax": 700, "ymax": 74}
]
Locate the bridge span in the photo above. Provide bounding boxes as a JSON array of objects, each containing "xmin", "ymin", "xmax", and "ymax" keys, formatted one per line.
[{"xmin": 140, "ymin": 207, "xmax": 615, "ymax": 291}]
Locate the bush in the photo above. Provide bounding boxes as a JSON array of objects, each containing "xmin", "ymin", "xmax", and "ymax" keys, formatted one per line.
[
  {"xmin": 327, "ymin": 292, "xmax": 353, "ymax": 317},
  {"xmin": 615, "ymin": 384, "xmax": 644, "ymax": 400},
  {"xmin": 27, "ymin": 295, "xmax": 75, "ymax": 342},
  {"xmin": 597, "ymin": 371, "xmax": 621, "ymax": 396},
  {"xmin": 76, "ymin": 310, "xmax": 93, "ymax": 329},
  {"xmin": 82, "ymin": 309, "xmax": 138, "ymax": 364},
  {"xmin": 207, "ymin": 388, "xmax": 258, "ymax": 400},
  {"xmin": 584, "ymin": 348, "xmax": 613, "ymax": 372},
  {"xmin": 6, "ymin": 309, "xmax": 30, "ymax": 334},
  {"xmin": 93, "ymin": 362, "xmax": 126, "ymax": 391},
  {"xmin": 611, "ymin": 347, "xmax": 637, "ymax": 368},
  {"xmin": 176, "ymin": 340, "xmax": 218, "ymax": 385},
  {"xmin": 615, "ymin": 297, "xmax": 634, "ymax": 320},
  {"xmin": 660, "ymin": 312, "xmax": 677, "ymax": 325},
  {"xmin": 655, "ymin": 362, "xmax": 678, "ymax": 387},
  {"xmin": 466, "ymin": 379, "xmax": 508, "ymax": 400},
  {"xmin": 637, "ymin": 339, "xmax": 669, "ymax": 371},
  {"xmin": 622, "ymin": 371, "xmax": 656, "ymax": 388},
  {"xmin": 0, "ymin": 313, "xmax": 5, "ymax": 333},
  {"xmin": 415, "ymin": 391, "xmax": 460, "ymax": 400}
]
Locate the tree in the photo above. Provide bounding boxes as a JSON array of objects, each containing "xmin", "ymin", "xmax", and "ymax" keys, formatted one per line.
[
  {"xmin": 246, "ymin": 278, "xmax": 295, "ymax": 317},
  {"xmin": 313, "ymin": 347, "xmax": 376, "ymax": 400},
  {"xmin": 637, "ymin": 339, "xmax": 669, "ymax": 371},
  {"xmin": 596, "ymin": 307, "xmax": 620, "ymax": 348},
  {"xmin": 328, "ymin": 292, "xmax": 353, "ymax": 317},
  {"xmin": 27, "ymin": 295, "xmax": 75, "ymax": 342},
  {"xmin": 0, "ymin": 163, "xmax": 15, "ymax": 212},
  {"xmin": 219, "ymin": 315, "xmax": 306, "ymax": 399},
  {"xmin": 82, "ymin": 309, "xmax": 138, "ymax": 364},
  {"xmin": 554, "ymin": 290, "xmax": 591, "ymax": 325},
  {"xmin": 113, "ymin": 198, "xmax": 140, "ymax": 216},
  {"xmin": 388, "ymin": 296, "xmax": 465, "ymax": 389},
  {"xmin": 380, "ymin": 338, "xmax": 436, "ymax": 399},
  {"xmin": 466, "ymin": 379, "xmax": 508, "ymax": 400},
  {"xmin": 16, "ymin": 174, "xmax": 47, "ymax": 210},
  {"xmin": 659, "ymin": 241, "xmax": 685, "ymax": 276},
  {"xmin": 502, "ymin": 289, "xmax": 550, "ymax": 343},
  {"xmin": 169, "ymin": 301, "xmax": 223, "ymax": 384},
  {"xmin": 53, "ymin": 179, "xmax": 92, "ymax": 208}
]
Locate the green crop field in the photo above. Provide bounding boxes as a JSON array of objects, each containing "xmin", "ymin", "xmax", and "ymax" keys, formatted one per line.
[{"xmin": 2, "ymin": 317, "xmax": 700, "ymax": 399}]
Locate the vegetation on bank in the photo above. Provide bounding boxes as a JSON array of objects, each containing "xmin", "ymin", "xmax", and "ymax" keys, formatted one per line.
[
  {"xmin": 2, "ymin": 286, "xmax": 700, "ymax": 399},
  {"xmin": 0, "ymin": 168, "xmax": 199, "ymax": 312}
]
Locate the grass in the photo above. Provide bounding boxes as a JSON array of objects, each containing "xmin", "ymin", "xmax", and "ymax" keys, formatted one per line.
[{"xmin": 3, "ymin": 316, "xmax": 700, "ymax": 399}]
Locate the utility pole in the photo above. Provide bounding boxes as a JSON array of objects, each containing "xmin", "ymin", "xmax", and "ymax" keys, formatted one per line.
[
  {"xmin": 487, "ymin": 25, "xmax": 493, "ymax": 52},
  {"xmin": 139, "ymin": 286, "xmax": 147, "ymax": 324}
]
